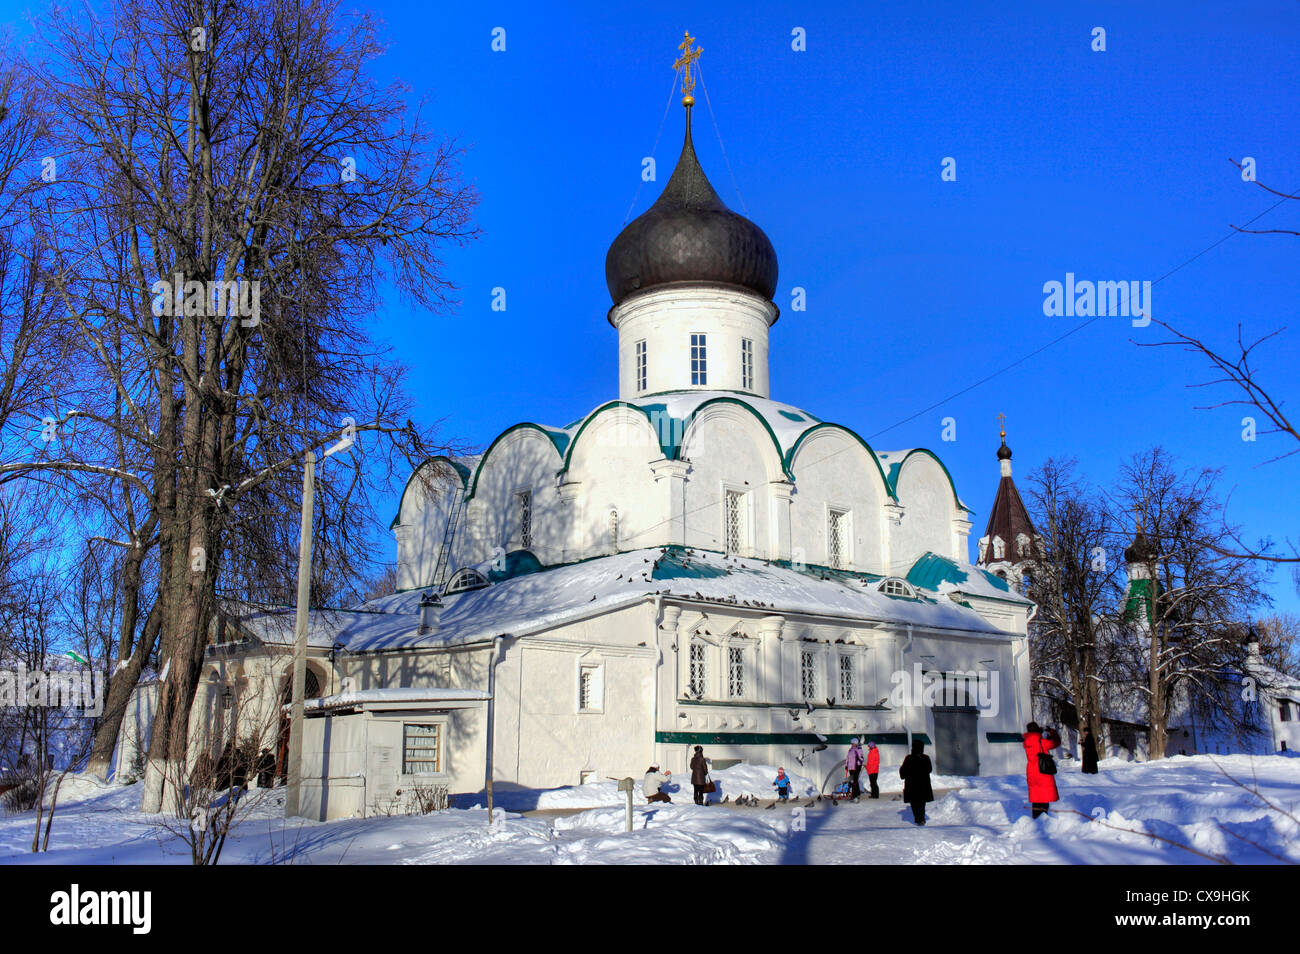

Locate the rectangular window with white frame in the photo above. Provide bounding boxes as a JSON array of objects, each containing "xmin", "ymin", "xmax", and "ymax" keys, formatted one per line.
[
  {"xmin": 402, "ymin": 723, "xmax": 442, "ymax": 775},
  {"xmin": 690, "ymin": 333, "xmax": 708, "ymax": 386},
  {"xmin": 724, "ymin": 489, "xmax": 748, "ymax": 555},
  {"xmin": 801, "ymin": 650, "xmax": 818, "ymax": 701},
  {"xmin": 579, "ymin": 663, "xmax": 604, "ymax": 712},
  {"xmin": 741, "ymin": 338, "xmax": 754, "ymax": 391},
  {"xmin": 828, "ymin": 507, "xmax": 850, "ymax": 569},
  {"xmin": 635, "ymin": 339, "xmax": 647, "ymax": 392}
]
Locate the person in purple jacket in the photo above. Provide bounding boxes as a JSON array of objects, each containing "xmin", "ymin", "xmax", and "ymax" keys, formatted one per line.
[{"xmin": 845, "ymin": 738, "xmax": 865, "ymax": 802}]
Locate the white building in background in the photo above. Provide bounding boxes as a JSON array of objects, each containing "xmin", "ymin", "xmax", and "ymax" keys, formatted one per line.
[{"xmin": 204, "ymin": 55, "xmax": 1036, "ymax": 820}]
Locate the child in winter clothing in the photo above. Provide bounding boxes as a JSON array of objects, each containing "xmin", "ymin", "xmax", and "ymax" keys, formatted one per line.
[{"xmin": 773, "ymin": 768, "xmax": 793, "ymax": 802}]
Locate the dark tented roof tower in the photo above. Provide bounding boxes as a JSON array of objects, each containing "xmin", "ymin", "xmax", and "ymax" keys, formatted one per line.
[{"xmin": 976, "ymin": 417, "xmax": 1042, "ymax": 587}]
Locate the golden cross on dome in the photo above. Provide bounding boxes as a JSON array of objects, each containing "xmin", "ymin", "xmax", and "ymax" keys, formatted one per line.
[
  {"xmin": 674, "ymin": 31, "xmax": 702, "ymax": 106},
  {"xmin": 996, "ymin": 411, "xmax": 1007, "ymax": 440}
]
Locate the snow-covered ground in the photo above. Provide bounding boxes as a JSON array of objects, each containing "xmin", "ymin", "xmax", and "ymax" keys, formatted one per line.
[{"xmin": 1, "ymin": 755, "xmax": 1296, "ymax": 865}]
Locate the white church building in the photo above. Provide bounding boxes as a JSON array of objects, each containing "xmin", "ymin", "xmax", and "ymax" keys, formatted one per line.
[{"xmin": 206, "ymin": 51, "xmax": 1037, "ymax": 820}]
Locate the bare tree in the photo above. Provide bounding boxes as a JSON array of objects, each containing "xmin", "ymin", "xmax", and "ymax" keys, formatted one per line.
[
  {"xmin": 1114, "ymin": 448, "xmax": 1269, "ymax": 759},
  {"xmin": 1140, "ymin": 161, "xmax": 1299, "ymax": 566},
  {"xmin": 1024, "ymin": 458, "xmax": 1123, "ymax": 753},
  {"xmin": 1253, "ymin": 613, "xmax": 1300, "ymax": 674},
  {"xmin": 4, "ymin": 0, "xmax": 477, "ymax": 814},
  {"xmin": 152, "ymin": 689, "xmax": 279, "ymax": 865}
]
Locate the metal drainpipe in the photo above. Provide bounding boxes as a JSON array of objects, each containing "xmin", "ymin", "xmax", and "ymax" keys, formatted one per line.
[
  {"xmin": 1012, "ymin": 637, "xmax": 1027, "ymax": 732},
  {"xmin": 1016, "ymin": 600, "xmax": 1037, "ymax": 733},
  {"xmin": 900, "ymin": 623, "xmax": 913, "ymax": 749},
  {"xmin": 485, "ymin": 635, "xmax": 503, "ymax": 827},
  {"xmin": 652, "ymin": 594, "xmax": 664, "ymax": 764}
]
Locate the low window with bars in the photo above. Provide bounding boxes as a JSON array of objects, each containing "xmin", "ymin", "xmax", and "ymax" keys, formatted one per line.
[
  {"xmin": 727, "ymin": 645, "xmax": 746, "ymax": 699},
  {"xmin": 801, "ymin": 650, "xmax": 818, "ymax": 701},
  {"xmin": 689, "ymin": 642, "xmax": 707, "ymax": 698},
  {"xmin": 579, "ymin": 664, "xmax": 603, "ymax": 712},
  {"xmin": 402, "ymin": 723, "xmax": 442, "ymax": 775},
  {"xmin": 839, "ymin": 655, "xmax": 855, "ymax": 704}
]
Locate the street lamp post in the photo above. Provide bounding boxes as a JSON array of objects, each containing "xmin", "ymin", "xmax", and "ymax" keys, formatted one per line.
[{"xmin": 284, "ymin": 451, "xmax": 316, "ymax": 819}]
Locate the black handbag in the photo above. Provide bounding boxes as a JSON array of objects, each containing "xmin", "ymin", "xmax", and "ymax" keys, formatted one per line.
[{"xmin": 1037, "ymin": 738, "xmax": 1057, "ymax": 775}]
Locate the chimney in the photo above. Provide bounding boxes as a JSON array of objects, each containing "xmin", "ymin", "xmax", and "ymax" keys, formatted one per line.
[{"xmin": 418, "ymin": 592, "xmax": 443, "ymax": 636}]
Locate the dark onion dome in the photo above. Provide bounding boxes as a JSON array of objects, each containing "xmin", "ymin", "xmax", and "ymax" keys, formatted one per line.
[
  {"xmin": 997, "ymin": 439, "xmax": 1012, "ymax": 461},
  {"xmin": 605, "ymin": 106, "xmax": 778, "ymax": 307},
  {"xmin": 1124, "ymin": 529, "xmax": 1155, "ymax": 565}
]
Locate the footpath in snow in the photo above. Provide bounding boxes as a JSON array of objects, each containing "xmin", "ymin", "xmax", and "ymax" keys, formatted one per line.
[{"xmin": 1, "ymin": 754, "xmax": 1296, "ymax": 865}]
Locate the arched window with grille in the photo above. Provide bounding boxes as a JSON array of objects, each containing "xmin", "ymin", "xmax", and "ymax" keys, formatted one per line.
[{"xmin": 444, "ymin": 567, "xmax": 489, "ymax": 595}]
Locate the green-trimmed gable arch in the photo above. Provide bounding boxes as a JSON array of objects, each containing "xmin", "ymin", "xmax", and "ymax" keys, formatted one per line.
[
  {"xmin": 784, "ymin": 423, "xmax": 894, "ymax": 573},
  {"xmin": 886, "ymin": 448, "xmax": 967, "ymax": 514},
  {"xmin": 784, "ymin": 423, "xmax": 897, "ymax": 503},
  {"xmin": 390, "ymin": 455, "xmax": 471, "ymax": 531},
  {"xmin": 560, "ymin": 403, "xmax": 666, "ymax": 554},
  {"xmin": 560, "ymin": 401, "xmax": 670, "ymax": 472},
  {"xmin": 891, "ymin": 449, "xmax": 966, "ymax": 562},
  {"xmin": 464, "ymin": 422, "xmax": 567, "ymax": 502},
  {"xmin": 677, "ymin": 397, "xmax": 790, "ymax": 484}
]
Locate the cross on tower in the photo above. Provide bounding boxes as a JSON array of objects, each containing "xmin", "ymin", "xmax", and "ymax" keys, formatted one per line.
[
  {"xmin": 674, "ymin": 31, "xmax": 702, "ymax": 105},
  {"xmin": 996, "ymin": 411, "xmax": 1007, "ymax": 440}
]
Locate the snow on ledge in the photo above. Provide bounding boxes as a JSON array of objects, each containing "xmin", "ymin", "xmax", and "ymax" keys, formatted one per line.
[{"xmin": 305, "ymin": 687, "xmax": 491, "ymax": 712}]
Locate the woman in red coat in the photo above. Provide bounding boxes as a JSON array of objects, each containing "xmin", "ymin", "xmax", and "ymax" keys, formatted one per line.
[{"xmin": 1023, "ymin": 721, "xmax": 1062, "ymax": 818}]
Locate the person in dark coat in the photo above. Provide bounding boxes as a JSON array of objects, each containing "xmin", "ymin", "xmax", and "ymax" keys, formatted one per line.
[
  {"xmin": 1081, "ymin": 728, "xmax": 1099, "ymax": 774},
  {"xmin": 689, "ymin": 746, "xmax": 710, "ymax": 805},
  {"xmin": 1024, "ymin": 721, "xmax": 1062, "ymax": 817},
  {"xmin": 255, "ymin": 748, "xmax": 276, "ymax": 788},
  {"xmin": 898, "ymin": 739, "xmax": 934, "ymax": 825}
]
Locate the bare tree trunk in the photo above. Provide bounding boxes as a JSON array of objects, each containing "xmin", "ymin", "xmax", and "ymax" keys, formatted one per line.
[{"xmin": 86, "ymin": 603, "xmax": 160, "ymax": 778}]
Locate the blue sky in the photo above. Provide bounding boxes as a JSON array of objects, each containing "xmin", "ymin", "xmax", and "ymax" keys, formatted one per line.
[{"xmin": 8, "ymin": 1, "xmax": 1298, "ymax": 611}]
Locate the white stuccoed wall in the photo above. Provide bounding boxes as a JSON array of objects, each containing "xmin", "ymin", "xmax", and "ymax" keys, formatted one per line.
[
  {"xmin": 611, "ymin": 284, "xmax": 777, "ymax": 399},
  {"xmin": 786, "ymin": 427, "xmax": 889, "ymax": 572},
  {"xmin": 561, "ymin": 406, "xmax": 667, "ymax": 557},
  {"xmin": 889, "ymin": 452, "xmax": 961, "ymax": 571},
  {"xmin": 393, "ymin": 413, "xmax": 969, "ymax": 585},
  {"xmin": 677, "ymin": 403, "xmax": 786, "ymax": 556}
]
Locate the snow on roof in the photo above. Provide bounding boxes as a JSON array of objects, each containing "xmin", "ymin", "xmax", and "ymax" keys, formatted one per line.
[
  {"xmin": 906, "ymin": 552, "xmax": 1031, "ymax": 605},
  {"xmin": 221, "ymin": 602, "xmax": 385, "ymax": 650},
  {"xmin": 1246, "ymin": 657, "xmax": 1300, "ymax": 696},
  {"xmin": 306, "ymin": 687, "xmax": 490, "ymax": 711},
  {"xmin": 240, "ymin": 547, "xmax": 1023, "ymax": 656}
]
